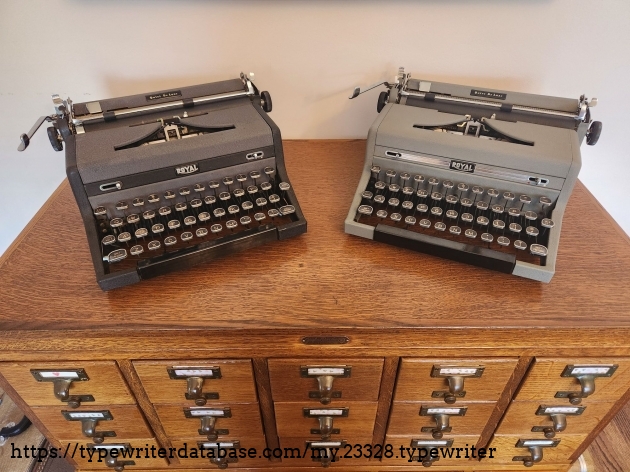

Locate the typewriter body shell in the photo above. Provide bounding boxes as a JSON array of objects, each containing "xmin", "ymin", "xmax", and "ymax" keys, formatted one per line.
[
  {"xmin": 345, "ymin": 74, "xmax": 596, "ymax": 282},
  {"xmin": 53, "ymin": 77, "xmax": 306, "ymax": 290}
]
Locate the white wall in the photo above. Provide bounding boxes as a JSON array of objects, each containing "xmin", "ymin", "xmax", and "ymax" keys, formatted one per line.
[{"xmin": 1, "ymin": 0, "xmax": 628, "ymax": 255}]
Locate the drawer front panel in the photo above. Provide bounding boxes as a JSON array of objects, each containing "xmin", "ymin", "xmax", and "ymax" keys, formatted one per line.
[
  {"xmin": 274, "ymin": 401, "xmax": 378, "ymax": 438},
  {"xmin": 32, "ymin": 405, "xmax": 152, "ymax": 441},
  {"xmin": 514, "ymin": 357, "xmax": 630, "ymax": 403},
  {"xmin": 133, "ymin": 359, "xmax": 257, "ymax": 404},
  {"xmin": 388, "ymin": 402, "xmax": 495, "ymax": 436},
  {"xmin": 487, "ymin": 434, "xmax": 585, "ymax": 466},
  {"xmin": 383, "ymin": 434, "xmax": 481, "ymax": 467},
  {"xmin": 277, "ymin": 435, "xmax": 374, "ymax": 467},
  {"xmin": 497, "ymin": 400, "xmax": 614, "ymax": 436},
  {"xmin": 268, "ymin": 358, "xmax": 383, "ymax": 403},
  {"xmin": 62, "ymin": 438, "xmax": 168, "ymax": 469},
  {"xmin": 170, "ymin": 437, "xmax": 270, "ymax": 468},
  {"xmin": 155, "ymin": 403, "xmax": 264, "ymax": 439},
  {"xmin": 0, "ymin": 361, "xmax": 134, "ymax": 406},
  {"xmin": 395, "ymin": 358, "xmax": 518, "ymax": 402}
]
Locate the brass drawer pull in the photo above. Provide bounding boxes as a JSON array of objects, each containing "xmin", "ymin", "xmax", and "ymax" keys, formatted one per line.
[
  {"xmin": 197, "ymin": 440, "xmax": 240, "ymax": 469},
  {"xmin": 532, "ymin": 405, "xmax": 586, "ymax": 438},
  {"xmin": 512, "ymin": 439, "xmax": 559, "ymax": 467},
  {"xmin": 300, "ymin": 366, "xmax": 352, "ymax": 405},
  {"xmin": 30, "ymin": 368, "xmax": 94, "ymax": 408},
  {"xmin": 167, "ymin": 366, "xmax": 222, "ymax": 406},
  {"xmin": 184, "ymin": 407, "xmax": 232, "ymax": 440},
  {"xmin": 87, "ymin": 443, "xmax": 135, "ymax": 471},
  {"xmin": 410, "ymin": 439, "xmax": 454, "ymax": 467},
  {"xmin": 555, "ymin": 364, "xmax": 618, "ymax": 405},
  {"xmin": 306, "ymin": 440, "xmax": 347, "ymax": 468},
  {"xmin": 62, "ymin": 410, "xmax": 115, "ymax": 443},
  {"xmin": 430, "ymin": 365, "xmax": 485, "ymax": 404},
  {"xmin": 419, "ymin": 406, "xmax": 467, "ymax": 439},
  {"xmin": 303, "ymin": 407, "xmax": 349, "ymax": 439}
]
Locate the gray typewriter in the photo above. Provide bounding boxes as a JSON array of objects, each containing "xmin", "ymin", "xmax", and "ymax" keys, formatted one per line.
[
  {"xmin": 345, "ymin": 67, "xmax": 602, "ymax": 282},
  {"xmin": 19, "ymin": 73, "xmax": 306, "ymax": 290}
]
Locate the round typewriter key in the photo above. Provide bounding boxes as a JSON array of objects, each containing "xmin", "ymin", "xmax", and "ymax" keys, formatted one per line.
[
  {"xmin": 148, "ymin": 194, "xmax": 160, "ymax": 203},
  {"xmin": 236, "ymin": 174, "xmax": 247, "ymax": 183},
  {"xmin": 118, "ymin": 232, "xmax": 131, "ymax": 242},
  {"xmin": 514, "ymin": 240, "xmax": 527, "ymax": 250},
  {"xmin": 428, "ymin": 177, "xmax": 439, "ymax": 186},
  {"xmin": 105, "ymin": 249, "xmax": 127, "ymax": 263},
  {"xmin": 94, "ymin": 206, "xmax": 107, "ymax": 216},
  {"xmin": 240, "ymin": 216, "xmax": 252, "ymax": 226},
  {"xmin": 264, "ymin": 166, "xmax": 275, "ymax": 175},
  {"xmin": 431, "ymin": 207, "xmax": 443, "ymax": 217},
  {"xmin": 222, "ymin": 177, "xmax": 234, "ymax": 186},
  {"xmin": 181, "ymin": 232, "xmax": 193, "ymax": 241},
  {"xmin": 228, "ymin": 205, "xmax": 240, "ymax": 214},
  {"xmin": 402, "ymin": 201, "xmax": 413, "ymax": 210},
  {"xmin": 204, "ymin": 195, "xmax": 216, "ymax": 205},
  {"xmin": 184, "ymin": 216, "xmax": 196, "ymax": 226},
  {"xmin": 520, "ymin": 195, "xmax": 532, "ymax": 204},
  {"xmin": 196, "ymin": 227, "xmax": 209, "ymax": 238},
  {"xmin": 135, "ymin": 228, "xmax": 148, "ymax": 239},
  {"xmin": 390, "ymin": 213, "xmax": 402, "ymax": 222},
  {"xmin": 472, "ymin": 186, "xmax": 484, "ymax": 195},
  {"xmin": 417, "ymin": 204, "xmax": 428, "ymax": 213},
  {"xmin": 419, "ymin": 219, "xmax": 431, "ymax": 228},
  {"xmin": 143, "ymin": 210, "xmax": 156, "ymax": 220},
  {"xmin": 198, "ymin": 212, "xmax": 211, "ymax": 222},
  {"xmin": 361, "ymin": 190, "xmax": 373, "ymax": 200},
  {"xmin": 148, "ymin": 240, "xmax": 161, "ymax": 251},
  {"xmin": 242, "ymin": 201, "xmax": 254, "ymax": 211},
  {"xmin": 194, "ymin": 183, "xmax": 205, "ymax": 192},
  {"xmin": 526, "ymin": 226, "xmax": 539, "ymax": 237},
  {"xmin": 102, "ymin": 235, "xmax": 116, "ymax": 245},
  {"xmin": 358, "ymin": 205, "xmax": 373, "ymax": 216},
  {"xmin": 388, "ymin": 198, "xmax": 400, "ymax": 207},
  {"xmin": 164, "ymin": 236, "xmax": 177, "ymax": 246},
  {"xmin": 541, "ymin": 218, "xmax": 555, "ymax": 229},
  {"xmin": 493, "ymin": 219, "xmax": 506, "ymax": 230},
  {"xmin": 497, "ymin": 236, "xmax": 510, "ymax": 246},
  {"xmin": 190, "ymin": 199, "xmax": 202, "ymax": 208},
  {"xmin": 226, "ymin": 220, "xmax": 238, "ymax": 229},
  {"xmin": 399, "ymin": 172, "xmax": 411, "ymax": 182},
  {"xmin": 208, "ymin": 181, "xmax": 220, "ymax": 190},
  {"xmin": 164, "ymin": 190, "xmax": 176, "ymax": 199},
  {"xmin": 130, "ymin": 245, "xmax": 144, "ymax": 256},
  {"xmin": 168, "ymin": 220, "xmax": 181, "ymax": 230},
  {"xmin": 268, "ymin": 209, "xmax": 280, "ymax": 218},
  {"xmin": 152, "ymin": 223, "xmax": 164, "ymax": 234},
  {"xmin": 476, "ymin": 201, "xmax": 489, "ymax": 211},
  {"xmin": 508, "ymin": 208, "xmax": 520, "ymax": 217},
  {"xmin": 127, "ymin": 214, "xmax": 140, "ymax": 224},
  {"xmin": 530, "ymin": 244, "xmax": 548, "ymax": 257},
  {"xmin": 492, "ymin": 205, "xmax": 504, "ymax": 214},
  {"xmin": 465, "ymin": 229, "xmax": 477, "ymax": 239},
  {"xmin": 260, "ymin": 182, "xmax": 272, "ymax": 191},
  {"xmin": 385, "ymin": 169, "xmax": 397, "ymax": 179},
  {"xmin": 457, "ymin": 183, "xmax": 469, "ymax": 192},
  {"xmin": 256, "ymin": 197, "xmax": 268, "ymax": 207},
  {"xmin": 524, "ymin": 211, "xmax": 538, "ymax": 221},
  {"xmin": 435, "ymin": 222, "xmax": 446, "ymax": 231},
  {"xmin": 446, "ymin": 210, "xmax": 458, "ymax": 219},
  {"xmin": 443, "ymin": 180, "xmax": 454, "ymax": 190},
  {"xmin": 446, "ymin": 195, "xmax": 458, "ymax": 204},
  {"xmin": 210, "ymin": 224, "xmax": 223, "ymax": 233},
  {"xmin": 503, "ymin": 192, "xmax": 515, "ymax": 201},
  {"xmin": 414, "ymin": 175, "xmax": 425, "ymax": 185},
  {"xmin": 405, "ymin": 216, "xmax": 416, "ymax": 225},
  {"xmin": 402, "ymin": 186, "xmax": 414, "ymax": 196},
  {"xmin": 449, "ymin": 225, "xmax": 461, "ymax": 235},
  {"xmin": 179, "ymin": 187, "xmax": 190, "ymax": 196},
  {"xmin": 376, "ymin": 210, "xmax": 388, "ymax": 219},
  {"xmin": 116, "ymin": 201, "xmax": 128, "ymax": 211},
  {"xmin": 477, "ymin": 216, "xmax": 489, "ymax": 226},
  {"xmin": 487, "ymin": 188, "xmax": 499, "ymax": 198},
  {"xmin": 279, "ymin": 182, "xmax": 291, "ymax": 191},
  {"xmin": 269, "ymin": 194, "xmax": 280, "ymax": 204},
  {"xmin": 175, "ymin": 202, "xmax": 187, "ymax": 212},
  {"xmin": 110, "ymin": 218, "xmax": 124, "ymax": 228},
  {"xmin": 509, "ymin": 223, "xmax": 522, "ymax": 233},
  {"xmin": 250, "ymin": 170, "xmax": 261, "ymax": 180},
  {"xmin": 247, "ymin": 185, "xmax": 258, "ymax": 195},
  {"xmin": 233, "ymin": 188, "xmax": 245, "ymax": 198},
  {"xmin": 373, "ymin": 195, "xmax": 385, "ymax": 204},
  {"xmin": 461, "ymin": 213, "xmax": 473, "ymax": 223},
  {"xmin": 370, "ymin": 165, "xmax": 381, "ymax": 174},
  {"xmin": 540, "ymin": 196, "xmax": 552, "ymax": 206},
  {"xmin": 389, "ymin": 184, "xmax": 400, "ymax": 193},
  {"xmin": 461, "ymin": 198, "xmax": 473, "ymax": 207},
  {"xmin": 159, "ymin": 206, "xmax": 171, "ymax": 216},
  {"xmin": 481, "ymin": 233, "xmax": 493, "ymax": 243},
  {"xmin": 254, "ymin": 212, "xmax": 266, "ymax": 221},
  {"xmin": 431, "ymin": 192, "xmax": 443, "ymax": 201},
  {"xmin": 219, "ymin": 192, "xmax": 231, "ymax": 201},
  {"xmin": 417, "ymin": 189, "xmax": 429, "ymax": 199}
]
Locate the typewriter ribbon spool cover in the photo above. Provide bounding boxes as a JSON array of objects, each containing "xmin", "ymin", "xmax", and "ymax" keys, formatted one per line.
[{"xmin": 19, "ymin": 73, "xmax": 307, "ymax": 290}]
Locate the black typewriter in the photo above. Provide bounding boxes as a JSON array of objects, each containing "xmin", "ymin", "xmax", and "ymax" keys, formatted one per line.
[{"xmin": 19, "ymin": 73, "xmax": 306, "ymax": 290}]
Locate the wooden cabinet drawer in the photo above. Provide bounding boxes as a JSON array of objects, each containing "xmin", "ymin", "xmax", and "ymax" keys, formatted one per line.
[
  {"xmin": 382, "ymin": 434, "xmax": 480, "ymax": 467},
  {"xmin": 170, "ymin": 437, "xmax": 270, "ymax": 468},
  {"xmin": 387, "ymin": 402, "xmax": 495, "ymax": 436},
  {"xmin": 278, "ymin": 435, "xmax": 374, "ymax": 467},
  {"xmin": 155, "ymin": 403, "xmax": 264, "ymax": 439},
  {"xmin": 0, "ymin": 361, "xmax": 134, "ymax": 407},
  {"xmin": 395, "ymin": 358, "xmax": 518, "ymax": 403},
  {"xmin": 268, "ymin": 358, "xmax": 383, "ymax": 403},
  {"xmin": 514, "ymin": 358, "xmax": 630, "ymax": 403},
  {"xmin": 133, "ymin": 359, "xmax": 257, "ymax": 404},
  {"xmin": 496, "ymin": 400, "xmax": 614, "ymax": 436},
  {"xmin": 32, "ymin": 405, "xmax": 152, "ymax": 442},
  {"xmin": 274, "ymin": 401, "xmax": 377, "ymax": 438},
  {"xmin": 62, "ymin": 438, "xmax": 168, "ymax": 469},
  {"xmin": 487, "ymin": 434, "xmax": 585, "ymax": 466}
]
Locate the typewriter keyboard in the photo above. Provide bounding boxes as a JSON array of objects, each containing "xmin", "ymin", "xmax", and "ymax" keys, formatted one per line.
[
  {"xmin": 354, "ymin": 166, "xmax": 556, "ymax": 265},
  {"xmin": 94, "ymin": 167, "xmax": 295, "ymax": 269}
]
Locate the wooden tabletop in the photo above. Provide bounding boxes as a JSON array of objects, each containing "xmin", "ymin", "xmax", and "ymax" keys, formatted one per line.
[{"xmin": 1, "ymin": 140, "xmax": 629, "ymax": 337}]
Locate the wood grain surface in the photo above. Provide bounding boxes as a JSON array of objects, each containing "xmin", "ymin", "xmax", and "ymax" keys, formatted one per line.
[
  {"xmin": 488, "ymin": 434, "xmax": 586, "ymax": 464},
  {"xmin": 169, "ymin": 437, "xmax": 270, "ymax": 468},
  {"xmin": 370, "ymin": 357, "xmax": 399, "ymax": 453}
]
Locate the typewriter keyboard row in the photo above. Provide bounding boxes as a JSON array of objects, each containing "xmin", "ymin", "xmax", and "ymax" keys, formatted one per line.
[
  {"xmin": 354, "ymin": 166, "xmax": 556, "ymax": 265},
  {"xmin": 94, "ymin": 167, "xmax": 295, "ymax": 266}
]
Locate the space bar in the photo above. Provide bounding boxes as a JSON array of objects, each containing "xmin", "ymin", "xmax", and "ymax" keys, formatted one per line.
[{"xmin": 373, "ymin": 224, "xmax": 516, "ymax": 274}]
